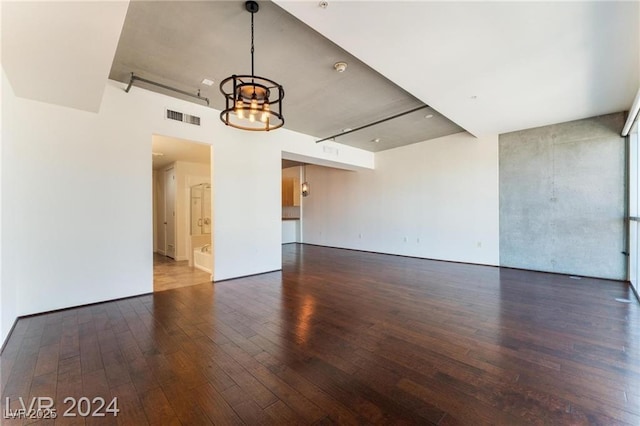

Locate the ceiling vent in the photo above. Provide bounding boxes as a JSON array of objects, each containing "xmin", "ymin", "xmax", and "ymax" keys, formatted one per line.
[{"xmin": 166, "ymin": 109, "xmax": 201, "ymax": 126}]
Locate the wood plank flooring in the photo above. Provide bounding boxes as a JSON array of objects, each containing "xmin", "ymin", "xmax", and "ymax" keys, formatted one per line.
[{"xmin": 2, "ymin": 244, "xmax": 639, "ymax": 425}]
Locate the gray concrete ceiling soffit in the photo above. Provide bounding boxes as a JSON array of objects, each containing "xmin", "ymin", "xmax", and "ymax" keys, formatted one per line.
[{"xmin": 109, "ymin": 0, "xmax": 465, "ymax": 152}]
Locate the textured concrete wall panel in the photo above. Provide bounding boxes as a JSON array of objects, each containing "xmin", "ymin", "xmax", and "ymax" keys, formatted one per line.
[{"xmin": 499, "ymin": 113, "xmax": 625, "ymax": 280}]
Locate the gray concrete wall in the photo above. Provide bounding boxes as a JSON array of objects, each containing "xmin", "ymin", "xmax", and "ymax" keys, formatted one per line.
[{"xmin": 499, "ymin": 113, "xmax": 626, "ymax": 280}]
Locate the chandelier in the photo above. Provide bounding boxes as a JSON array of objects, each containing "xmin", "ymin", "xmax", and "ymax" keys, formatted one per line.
[{"xmin": 219, "ymin": 1, "xmax": 285, "ymax": 131}]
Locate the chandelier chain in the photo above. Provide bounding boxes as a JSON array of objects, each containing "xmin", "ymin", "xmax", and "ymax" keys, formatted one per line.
[
  {"xmin": 250, "ymin": 10, "xmax": 255, "ymax": 77},
  {"xmin": 219, "ymin": 1, "xmax": 285, "ymax": 131}
]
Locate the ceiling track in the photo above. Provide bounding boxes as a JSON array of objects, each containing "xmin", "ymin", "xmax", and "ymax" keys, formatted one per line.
[
  {"xmin": 125, "ymin": 72, "xmax": 210, "ymax": 106},
  {"xmin": 316, "ymin": 105, "xmax": 430, "ymax": 143}
]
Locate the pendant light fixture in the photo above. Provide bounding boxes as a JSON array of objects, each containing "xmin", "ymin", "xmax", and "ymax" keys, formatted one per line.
[
  {"xmin": 219, "ymin": 1, "xmax": 285, "ymax": 131},
  {"xmin": 302, "ymin": 165, "xmax": 309, "ymax": 197}
]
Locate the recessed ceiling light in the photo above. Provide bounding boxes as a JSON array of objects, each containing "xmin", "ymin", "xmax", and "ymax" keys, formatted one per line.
[
  {"xmin": 201, "ymin": 78, "xmax": 214, "ymax": 86},
  {"xmin": 319, "ymin": 1, "xmax": 328, "ymax": 9},
  {"xmin": 334, "ymin": 62, "xmax": 348, "ymax": 73},
  {"xmin": 425, "ymin": 114, "xmax": 433, "ymax": 119},
  {"xmin": 371, "ymin": 138, "xmax": 381, "ymax": 143},
  {"xmin": 342, "ymin": 128, "xmax": 352, "ymax": 133}
]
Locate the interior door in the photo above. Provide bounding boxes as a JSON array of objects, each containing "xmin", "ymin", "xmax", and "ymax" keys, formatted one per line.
[{"xmin": 164, "ymin": 167, "xmax": 176, "ymax": 259}]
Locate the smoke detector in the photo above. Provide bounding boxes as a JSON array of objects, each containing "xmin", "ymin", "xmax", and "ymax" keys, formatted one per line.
[
  {"xmin": 334, "ymin": 62, "xmax": 348, "ymax": 73},
  {"xmin": 319, "ymin": 1, "xmax": 328, "ymax": 9}
]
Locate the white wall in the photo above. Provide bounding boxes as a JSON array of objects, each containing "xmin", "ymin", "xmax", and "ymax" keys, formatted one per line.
[
  {"xmin": 1, "ymin": 71, "xmax": 14, "ymax": 344},
  {"xmin": 3, "ymin": 80, "xmax": 154, "ymax": 329},
  {"xmin": 153, "ymin": 169, "xmax": 164, "ymax": 254},
  {"xmin": 282, "ymin": 141, "xmax": 373, "ymax": 171},
  {"xmin": 282, "ymin": 220, "xmax": 300, "ymax": 244},
  {"xmin": 629, "ymin": 121, "xmax": 639, "ymax": 291},
  {"xmin": 211, "ymin": 134, "xmax": 281, "ymax": 280},
  {"xmin": 152, "ymin": 169, "xmax": 158, "ymax": 253},
  {"xmin": 0, "ymin": 77, "xmax": 373, "ymax": 344},
  {"xmin": 302, "ymin": 133, "xmax": 500, "ymax": 265}
]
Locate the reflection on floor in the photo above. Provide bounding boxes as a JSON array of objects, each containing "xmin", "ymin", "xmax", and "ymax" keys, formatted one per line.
[
  {"xmin": 153, "ymin": 253, "xmax": 211, "ymax": 292},
  {"xmin": 1, "ymin": 245, "xmax": 638, "ymax": 423}
]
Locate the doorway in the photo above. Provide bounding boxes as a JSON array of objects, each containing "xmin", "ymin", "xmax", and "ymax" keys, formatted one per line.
[
  {"xmin": 281, "ymin": 159, "xmax": 304, "ymax": 245},
  {"xmin": 151, "ymin": 134, "xmax": 213, "ymax": 291}
]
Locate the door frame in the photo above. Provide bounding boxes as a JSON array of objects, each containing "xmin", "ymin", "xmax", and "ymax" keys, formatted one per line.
[{"xmin": 164, "ymin": 166, "xmax": 176, "ymax": 259}]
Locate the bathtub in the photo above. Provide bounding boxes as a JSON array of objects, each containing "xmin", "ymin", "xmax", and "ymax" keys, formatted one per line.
[{"xmin": 193, "ymin": 246, "xmax": 212, "ymax": 274}]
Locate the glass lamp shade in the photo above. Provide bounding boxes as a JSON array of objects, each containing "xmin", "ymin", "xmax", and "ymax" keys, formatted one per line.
[{"xmin": 220, "ymin": 75, "xmax": 284, "ymax": 131}]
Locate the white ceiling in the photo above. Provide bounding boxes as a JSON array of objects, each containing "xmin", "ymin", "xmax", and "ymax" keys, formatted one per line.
[
  {"xmin": 1, "ymin": 1, "xmax": 128, "ymax": 112},
  {"xmin": 276, "ymin": 0, "xmax": 639, "ymax": 137},
  {"xmin": 152, "ymin": 135, "xmax": 211, "ymax": 170},
  {"xmin": 1, "ymin": 1, "xmax": 638, "ymax": 140}
]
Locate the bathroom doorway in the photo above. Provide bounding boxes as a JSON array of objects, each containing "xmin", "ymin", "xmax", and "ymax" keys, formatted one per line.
[{"xmin": 151, "ymin": 134, "xmax": 213, "ymax": 292}]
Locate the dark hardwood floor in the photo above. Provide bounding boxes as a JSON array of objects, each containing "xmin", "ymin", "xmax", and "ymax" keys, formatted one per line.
[{"xmin": 2, "ymin": 244, "xmax": 639, "ymax": 425}]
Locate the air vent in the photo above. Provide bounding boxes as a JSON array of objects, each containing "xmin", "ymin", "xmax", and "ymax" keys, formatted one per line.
[
  {"xmin": 185, "ymin": 114, "xmax": 201, "ymax": 126},
  {"xmin": 166, "ymin": 109, "xmax": 183, "ymax": 121},
  {"xmin": 166, "ymin": 109, "xmax": 201, "ymax": 126}
]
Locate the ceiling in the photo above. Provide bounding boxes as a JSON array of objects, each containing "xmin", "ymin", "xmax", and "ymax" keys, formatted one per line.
[
  {"xmin": 3, "ymin": 1, "xmax": 638, "ymax": 151},
  {"xmin": 109, "ymin": 0, "xmax": 464, "ymax": 152},
  {"xmin": 282, "ymin": 159, "xmax": 305, "ymax": 169},
  {"xmin": 277, "ymin": 1, "xmax": 639, "ymax": 137},
  {"xmin": 152, "ymin": 135, "xmax": 211, "ymax": 170},
  {"xmin": 1, "ymin": 1, "xmax": 128, "ymax": 112}
]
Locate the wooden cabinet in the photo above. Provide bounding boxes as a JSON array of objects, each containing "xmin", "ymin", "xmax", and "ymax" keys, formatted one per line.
[
  {"xmin": 282, "ymin": 178, "xmax": 293, "ymax": 206},
  {"xmin": 282, "ymin": 177, "xmax": 300, "ymax": 206},
  {"xmin": 293, "ymin": 177, "xmax": 300, "ymax": 206}
]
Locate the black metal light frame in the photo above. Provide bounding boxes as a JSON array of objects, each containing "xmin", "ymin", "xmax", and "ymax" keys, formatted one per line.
[{"xmin": 219, "ymin": 1, "xmax": 285, "ymax": 131}]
